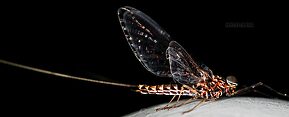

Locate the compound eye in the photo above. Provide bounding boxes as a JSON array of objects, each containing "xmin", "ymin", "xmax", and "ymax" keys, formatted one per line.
[{"xmin": 226, "ymin": 75, "xmax": 238, "ymax": 86}]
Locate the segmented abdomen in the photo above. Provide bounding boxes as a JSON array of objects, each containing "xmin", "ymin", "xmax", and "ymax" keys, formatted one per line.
[{"xmin": 136, "ymin": 84, "xmax": 197, "ymax": 96}]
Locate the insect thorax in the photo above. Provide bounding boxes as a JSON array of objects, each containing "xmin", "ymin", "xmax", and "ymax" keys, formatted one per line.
[{"xmin": 196, "ymin": 75, "xmax": 237, "ymax": 99}]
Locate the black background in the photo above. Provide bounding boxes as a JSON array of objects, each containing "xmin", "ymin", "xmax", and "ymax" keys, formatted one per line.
[{"xmin": 1, "ymin": 1, "xmax": 288, "ymax": 116}]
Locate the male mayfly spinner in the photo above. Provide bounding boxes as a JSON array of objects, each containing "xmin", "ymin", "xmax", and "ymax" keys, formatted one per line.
[
  {"xmin": 117, "ymin": 6, "xmax": 288, "ymax": 113},
  {"xmin": 117, "ymin": 6, "xmax": 238, "ymax": 113},
  {"xmin": 0, "ymin": 6, "xmax": 288, "ymax": 115}
]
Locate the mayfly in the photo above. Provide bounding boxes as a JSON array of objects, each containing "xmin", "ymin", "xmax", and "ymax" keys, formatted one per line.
[
  {"xmin": 0, "ymin": 6, "xmax": 288, "ymax": 114},
  {"xmin": 117, "ymin": 6, "xmax": 289, "ymax": 113}
]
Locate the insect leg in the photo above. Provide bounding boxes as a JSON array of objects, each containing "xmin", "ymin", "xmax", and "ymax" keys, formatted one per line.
[
  {"xmin": 251, "ymin": 89, "xmax": 274, "ymax": 98},
  {"xmin": 233, "ymin": 82, "xmax": 288, "ymax": 98},
  {"xmin": 182, "ymin": 99, "xmax": 206, "ymax": 114},
  {"xmin": 174, "ymin": 96, "xmax": 197, "ymax": 108},
  {"xmin": 168, "ymin": 86, "xmax": 185, "ymax": 109},
  {"xmin": 165, "ymin": 95, "xmax": 178, "ymax": 108},
  {"xmin": 156, "ymin": 95, "xmax": 177, "ymax": 111},
  {"xmin": 156, "ymin": 85, "xmax": 185, "ymax": 111}
]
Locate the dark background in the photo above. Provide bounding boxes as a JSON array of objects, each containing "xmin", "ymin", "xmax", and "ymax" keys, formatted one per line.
[{"xmin": 1, "ymin": 1, "xmax": 288, "ymax": 116}]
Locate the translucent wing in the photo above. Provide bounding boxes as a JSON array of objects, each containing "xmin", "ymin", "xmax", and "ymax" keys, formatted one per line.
[
  {"xmin": 167, "ymin": 41, "xmax": 213, "ymax": 84},
  {"xmin": 118, "ymin": 6, "xmax": 172, "ymax": 77}
]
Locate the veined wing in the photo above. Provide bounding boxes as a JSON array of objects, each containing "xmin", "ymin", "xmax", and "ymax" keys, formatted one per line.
[
  {"xmin": 118, "ymin": 6, "xmax": 172, "ymax": 77},
  {"xmin": 167, "ymin": 41, "xmax": 213, "ymax": 84}
]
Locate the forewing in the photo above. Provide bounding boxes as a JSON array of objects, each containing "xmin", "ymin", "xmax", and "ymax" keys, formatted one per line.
[
  {"xmin": 118, "ymin": 6, "xmax": 172, "ymax": 77},
  {"xmin": 167, "ymin": 41, "xmax": 213, "ymax": 84}
]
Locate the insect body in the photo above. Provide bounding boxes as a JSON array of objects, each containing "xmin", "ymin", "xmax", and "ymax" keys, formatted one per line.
[
  {"xmin": 1, "ymin": 6, "xmax": 288, "ymax": 115},
  {"xmin": 117, "ymin": 6, "xmax": 289, "ymax": 113},
  {"xmin": 137, "ymin": 75, "xmax": 236, "ymax": 100},
  {"xmin": 117, "ymin": 6, "xmax": 237, "ymax": 102}
]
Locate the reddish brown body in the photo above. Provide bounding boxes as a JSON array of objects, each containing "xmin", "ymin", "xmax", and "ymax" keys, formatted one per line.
[{"xmin": 137, "ymin": 75, "xmax": 236, "ymax": 100}]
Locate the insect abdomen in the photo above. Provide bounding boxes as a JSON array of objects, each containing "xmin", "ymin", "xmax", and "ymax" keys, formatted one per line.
[{"xmin": 136, "ymin": 84, "xmax": 196, "ymax": 96}]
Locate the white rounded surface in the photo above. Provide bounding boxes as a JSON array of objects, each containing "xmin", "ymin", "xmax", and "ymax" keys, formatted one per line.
[{"xmin": 124, "ymin": 97, "xmax": 289, "ymax": 117}]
